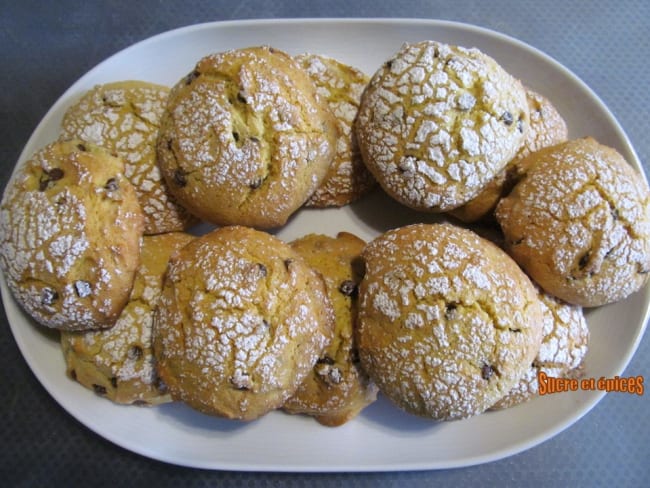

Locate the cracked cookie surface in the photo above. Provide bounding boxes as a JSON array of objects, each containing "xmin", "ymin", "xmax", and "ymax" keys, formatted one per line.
[
  {"xmin": 491, "ymin": 288, "xmax": 589, "ymax": 409},
  {"xmin": 357, "ymin": 223, "xmax": 544, "ymax": 420},
  {"xmin": 61, "ymin": 232, "xmax": 194, "ymax": 405},
  {"xmin": 60, "ymin": 81, "xmax": 196, "ymax": 235},
  {"xmin": 283, "ymin": 232, "xmax": 378, "ymax": 426},
  {"xmin": 156, "ymin": 46, "xmax": 338, "ymax": 228},
  {"xmin": 0, "ymin": 140, "xmax": 144, "ymax": 331},
  {"xmin": 496, "ymin": 137, "xmax": 650, "ymax": 307},
  {"xmin": 355, "ymin": 41, "xmax": 529, "ymax": 212},
  {"xmin": 295, "ymin": 54, "xmax": 376, "ymax": 207},
  {"xmin": 451, "ymin": 88, "xmax": 568, "ymax": 223},
  {"xmin": 152, "ymin": 226, "xmax": 334, "ymax": 421}
]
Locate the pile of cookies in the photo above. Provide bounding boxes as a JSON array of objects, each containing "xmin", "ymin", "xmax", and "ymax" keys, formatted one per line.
[{"xmin": 1, "ymin": 40, "xmax": 648, "ymax": 426}]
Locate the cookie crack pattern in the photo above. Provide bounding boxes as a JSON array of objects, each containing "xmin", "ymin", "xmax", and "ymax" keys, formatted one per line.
[{"xmin": 357, "ymin": 41, "xmax": 527, "ymax": 211}]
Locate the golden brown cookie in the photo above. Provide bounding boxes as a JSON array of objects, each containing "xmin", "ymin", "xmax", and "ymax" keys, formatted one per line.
[
  {"xmin": 156, "ymin": 46, "xmax": 338, "ymax": 229},
  {"xmin": 450, "ymin": 88, "xmax": 568, "ymax": 223},
  {"xmin": 491, "ymin": 289, "xmax": 589, "ymax": 410},
  {"xmin": 60, "ymin": 81, "xmax": 196, "ymax": 235},
  {"xmin": 283, "ymin": 232, "xmax": 378, "ymax": 426},
  {"xmin": 0, "ymin": 140, "xmax": 144, "ymax": 331},
  {"xmin": 355, "ymin": 41, "xmax": 529, "ymax": 212},
  {"xmin": 496, "ymin": 137, "xmax": 650, "ymax": 307},
  {"xmin": 357, "ymin": 223, "xmax": 544, "ymax": 420},
  {"xmin": 152, "ymin": 226, "xmax": 335, "ymax": 420},
  {"xmin": 60, "ymin": 232, "xmax": 194, "ymax": 405},
  {"xmin": 295, "ymin": 54, "xmax": 376, "ymax": 207}
]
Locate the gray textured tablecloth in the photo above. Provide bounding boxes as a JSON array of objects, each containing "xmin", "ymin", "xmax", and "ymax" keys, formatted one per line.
[{"xmin": 1, "ymin": 1, "xmax": 649, "ymax": 486}]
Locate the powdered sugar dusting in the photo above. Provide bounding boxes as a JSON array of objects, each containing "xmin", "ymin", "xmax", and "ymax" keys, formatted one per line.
[
  {"xmin": 356, "ymin": 41, "xmax": 529, "ymax": 211},
  {"xmin": 492, "ymin": 289, "xmax": 589, "ymax": 409},
  {"xmin": 61, "ymin": 81, "xmax": 191, "ymax": 234},
  {"xmin": 295, "ymin": 53, "xmax": 376, "ymax": 207},
  {"xmin": 153, "ymin": 227, "xmax": 333, "ymax": 420},
  {"xmin": 157, "ymin": 47, "xmax": 336, "ymax": 227},
  {"xmin": 60, "ymin": 232, "xmax": 193, "ymax": 404},
  {"xmin": 0, "ymin": 141, "xmax": 143, "ymax": 330},
  {"xmin": 358, "ymin": 223, "xmax": 543, "ymax": 419},
  {"xmin": 496, "ymin": 137, "xmax": 650, "ymax": 306}
]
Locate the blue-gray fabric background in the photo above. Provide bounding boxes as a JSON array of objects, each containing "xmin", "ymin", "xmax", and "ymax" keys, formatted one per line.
[{"xmin": 1, "ymin": 1, "xmax": 648, "ymax": 486}]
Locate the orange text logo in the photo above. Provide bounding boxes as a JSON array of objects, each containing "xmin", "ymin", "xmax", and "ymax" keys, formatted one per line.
[{"xmin": 537, "ymin": 371, "xmax": 644, "ymax": 395}]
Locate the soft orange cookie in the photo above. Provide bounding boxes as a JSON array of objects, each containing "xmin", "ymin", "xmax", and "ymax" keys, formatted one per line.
[
  {"xmin": 152, "ymin": 226, "xmax": 334, "ymax": 421},
  {"xmin": 0, "ymin": 140, "xmax": 143, "ymax": 331},
  {"xmin": 283, "ymin": 232, "xmax": 378, "ymax": 426},
  {"xmin": 496, "ymin": 137, "xmax": 650, "ymax": 306}
]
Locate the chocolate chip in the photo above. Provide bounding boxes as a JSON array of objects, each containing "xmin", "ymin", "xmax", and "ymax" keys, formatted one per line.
[
  {"xmin": 481, "ymin": 364, "xmax": 495, "ymax": 380},
  {"xmin": 445, "ymin": 302, "xmax": 458, "ymax": 320},
  {"xmin": 41, "ymin": 287, "xmax": 58, "ymax": 306},
  {"xmin": 501, "ymin": 111, "xmax": 514, "ymax": 126},
  {"xmin": 339, "ymin": 280, "xmax": 358, "ymax": 297},
  {"xmin": 173, "ymin": 169, "xmax": 187, "ymax": 187},
  {"xmin": 74, "ymin": 280, "xmax": 92, "ymax": 298},
  {"xmin": 104, "ymin": 178, "xmax": 119, "ymax": 191},
  {"xmin": 127, "ymin": 345, "xmax": 143, "ymax": 361},
  {"xmin": 110, "ymin": 377, "xmax": 118, "ymax": 388},
  {"xmin": 185, "ymin": 69, "xmax": 200, "ymax": 85},
  {"xmin": 50, "ymin": 168, "xmax": 64, "ymax": 180},
  {"xmin": 76, "ymin": 143, "xmax": 87, "ymax": 152},
  {"xmin": 93, "ymin": 384, "xmax": 107, "ymax": 395},
  {"xmin": 39, "ymin": 168, "xmax": 65, "ymax": 191}
]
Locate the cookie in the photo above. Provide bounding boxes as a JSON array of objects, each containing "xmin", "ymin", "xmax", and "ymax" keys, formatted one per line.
[
  {"xmin": 491, "ymin": 289, "xmax": 589, "ymax": 410},
  {"xmin": 0, "ymin": 140, "xmax": 144, "ymax": 331},
  {"xmin": 295, "ymin": 54, "xmax": 376, "ymax": 207},
  {"xmin": 152, "ymin": 226, "xmax": 335, "ymax": 420},
  {"xmin": 450, "ymin": 88, "xmax": 568, "ymax": 223},
  {"xmin": 355, "ymin": 41, "xmax": 529, "ymax": 212},
  {"xmin": 60, "ymin": 232, "xmax": 194, "ymax": 405},
  {"xmin": 60, "ymin": 81, "xmax": 196, "ymax": 235},
  {"xmin": 156, "ymin": 46, "xmax": 338, "ymax": 229},
  {"xmin": 357, "ymin": 223, "xmax": 544, "ymax": 420},
  {"xmin": 495, "ymin": 137, "xmax": 650, "ymax": 307},
  {"xmin": 283, "ymin": 232, "xmax": 378, "ymax": 426}
]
